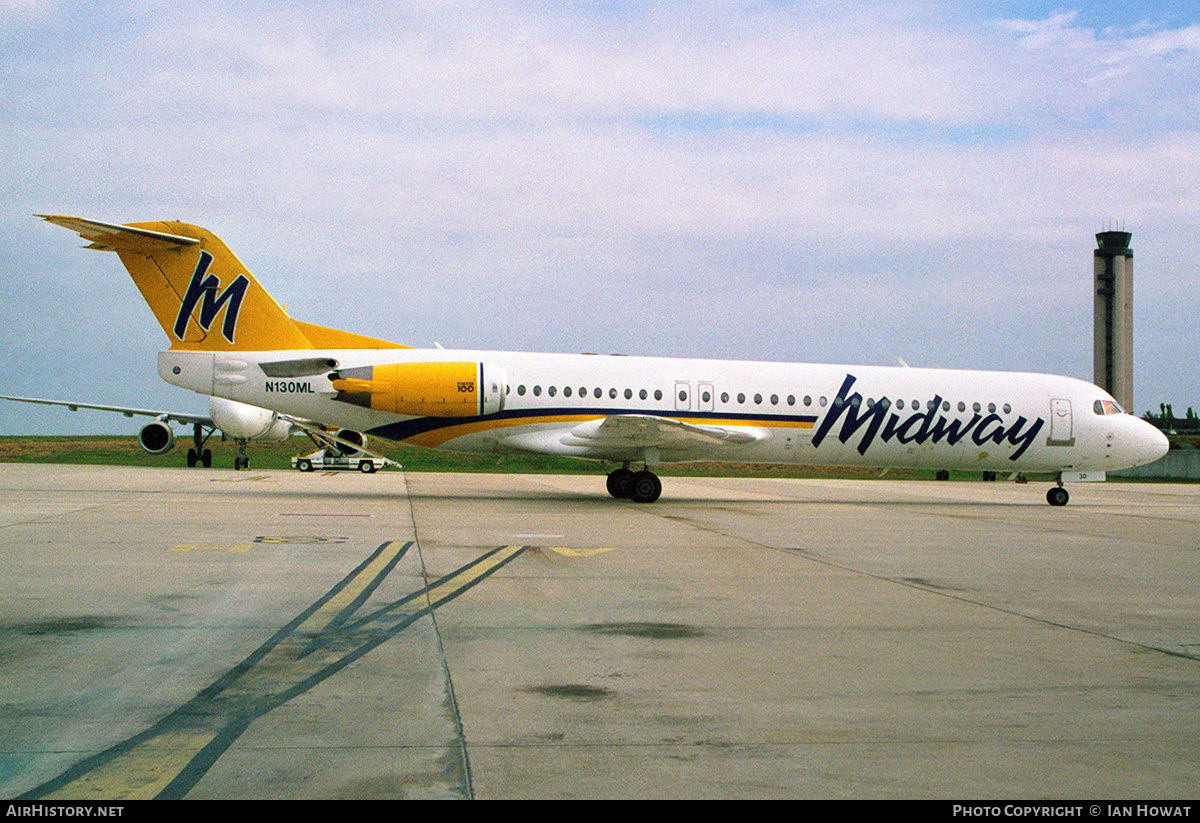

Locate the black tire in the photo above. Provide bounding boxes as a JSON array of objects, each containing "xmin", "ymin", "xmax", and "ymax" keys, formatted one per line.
[
  {"xmin": 187, "ymin": 448, "xmax": 198, "ymax": 468},
  {"xmin": 201, "ymin": 449, "xmax": 212, "ymax": 468},
  {"xmin": 359, "ymin": 460, "xmax": 376, "ymax": 474},
  {"xmin": 297, "ymin": 459, "xmax": 313, "ymax": 472},
  {"xmin": 1046, "ymin": 487, "xmax": 1069, "ymax": 507},
  {"xmin": 630, "ymin": 470, "xmax": 662, "ymax": 504},
  {"xmin": 606, "ymin": 468, "xmax": 635, "ymax": 499}
]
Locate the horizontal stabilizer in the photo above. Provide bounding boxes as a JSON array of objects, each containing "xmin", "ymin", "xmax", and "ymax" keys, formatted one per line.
[{"xmin": 38, "ymin": 215, "xmax": 199, "ymax": 251}]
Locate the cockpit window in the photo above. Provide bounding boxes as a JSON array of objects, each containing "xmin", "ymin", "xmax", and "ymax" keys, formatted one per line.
[{"xmin": 1093, "ymin": 399, "xmax": 1124, "ymax": 415}]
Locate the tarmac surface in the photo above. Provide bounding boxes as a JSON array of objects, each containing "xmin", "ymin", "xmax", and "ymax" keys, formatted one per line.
[{"xmin": 0, "ymin": 463, "xmax": 1197, "ymax": 799}]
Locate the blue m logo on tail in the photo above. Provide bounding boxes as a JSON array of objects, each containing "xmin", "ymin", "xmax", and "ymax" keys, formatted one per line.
[{"xmin": 173, "ymin": 251, "xmax": 250, "ymax": 344}]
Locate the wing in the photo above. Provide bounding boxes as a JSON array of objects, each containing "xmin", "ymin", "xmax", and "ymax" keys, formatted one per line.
[
  {"xmin": 0, "ymin": 395, "xmax": 213, "ymax": 427},
  {"xmin": 500, "ymin": 413, "xmax": 767, "ymax": 462},
  {"xmin": 570, "ymin": 414, "xmax": 764, "ymax": 447}
]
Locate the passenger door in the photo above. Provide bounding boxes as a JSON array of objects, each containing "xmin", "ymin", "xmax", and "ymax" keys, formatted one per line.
[{"xmin": 1048, "ymin": 398, "xmax": 1075, "ymax": 446}]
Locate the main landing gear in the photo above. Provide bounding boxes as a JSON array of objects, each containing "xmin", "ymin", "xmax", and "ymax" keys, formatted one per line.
[
  {"xmin": 185, "ymin": 422, "xmax": 252, "ymax": 469},
  {"xmin": 606, "ymin": 466, "xmax": 662, "ymax": 503},
  {"xmin": 233, "ymin": 439, "xmax": 251, "ymax": 470},
  {"xmin": 186, "ymin": 422, "xmax": 212, "ymax": 468}
]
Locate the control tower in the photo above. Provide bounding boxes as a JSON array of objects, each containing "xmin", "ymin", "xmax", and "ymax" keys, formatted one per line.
[{"xmin": 1094, "ymin": 230, "xmax": 1134, "ymax": 412}]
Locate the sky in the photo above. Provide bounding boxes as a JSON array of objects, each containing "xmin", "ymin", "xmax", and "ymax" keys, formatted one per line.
[{"xmin": 2, "ymin": 0, "xmax": 1198, "ymax": 435}]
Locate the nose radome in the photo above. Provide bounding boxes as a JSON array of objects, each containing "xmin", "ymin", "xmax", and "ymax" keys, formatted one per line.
[
  {"xmin": 1145, "ymin": 424, "xmax": 1170, "ymax": 463},
  {"xmin": 1127, "ymin": 417, "xmax": 1170, "ymax": 467}
]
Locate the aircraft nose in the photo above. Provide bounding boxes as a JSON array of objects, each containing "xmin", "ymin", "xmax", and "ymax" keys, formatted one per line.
[
  {"xmin": 1145, "ymin": 423, "xmax": 1170, "ymax": 464},
  {"xmin": 1106, "ymin": 415, "xmax": 1169, "ymax": 471},
  {"xmin": 1130, "ymin": 417, "xmax": 1170, "ymax": 468}
]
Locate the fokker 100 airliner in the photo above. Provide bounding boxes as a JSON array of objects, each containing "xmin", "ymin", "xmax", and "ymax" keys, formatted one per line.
[{"xmin": 33, "ymin": 215, "xmax": 1168, "ymax": 505}]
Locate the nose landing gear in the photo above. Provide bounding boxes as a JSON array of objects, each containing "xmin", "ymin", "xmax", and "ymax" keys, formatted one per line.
[{"xmin": 1046, "ymin": 475, "xmax": 1070, "ymax": 507}]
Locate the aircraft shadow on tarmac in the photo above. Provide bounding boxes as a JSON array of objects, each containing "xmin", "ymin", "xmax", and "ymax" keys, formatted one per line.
[{"xmin": 19, "ymin": 541, "xmax": 528, "ymax": 801}]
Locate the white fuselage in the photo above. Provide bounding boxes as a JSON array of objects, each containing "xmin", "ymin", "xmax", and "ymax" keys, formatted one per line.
[{"xmin": 159, "ymin": 347, "xmax": 1168, "ymax": 475}]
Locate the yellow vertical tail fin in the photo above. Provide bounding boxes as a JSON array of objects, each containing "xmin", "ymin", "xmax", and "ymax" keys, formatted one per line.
[{"xmin": 40, "ymin": 215, "xmax": 315, "ymax": 351}]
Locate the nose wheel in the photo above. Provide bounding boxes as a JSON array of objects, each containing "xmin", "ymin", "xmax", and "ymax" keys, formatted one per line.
[{"xmin": 1046, "ymin": 485, "xmax": 1070, "ymax": 507}]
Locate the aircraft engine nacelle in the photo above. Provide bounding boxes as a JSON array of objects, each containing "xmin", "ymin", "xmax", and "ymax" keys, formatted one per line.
[
  {"xmin": 330, "ymin": 362, "xmax": 506, "ymax": 417},
  {"xmin": 259, "ymin": 417, "xmax": 293, "ymax": 442},
  {"xmin": 209, "ymin": 396, "xmax": 282, "ymax": 440},
  {"xmin": 139, "ymin": 420, "xmax": 176, "ymax": 455},
  {"xmin": 331, "ymin": 429, "xmax": 368, "ymax": 456}
]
